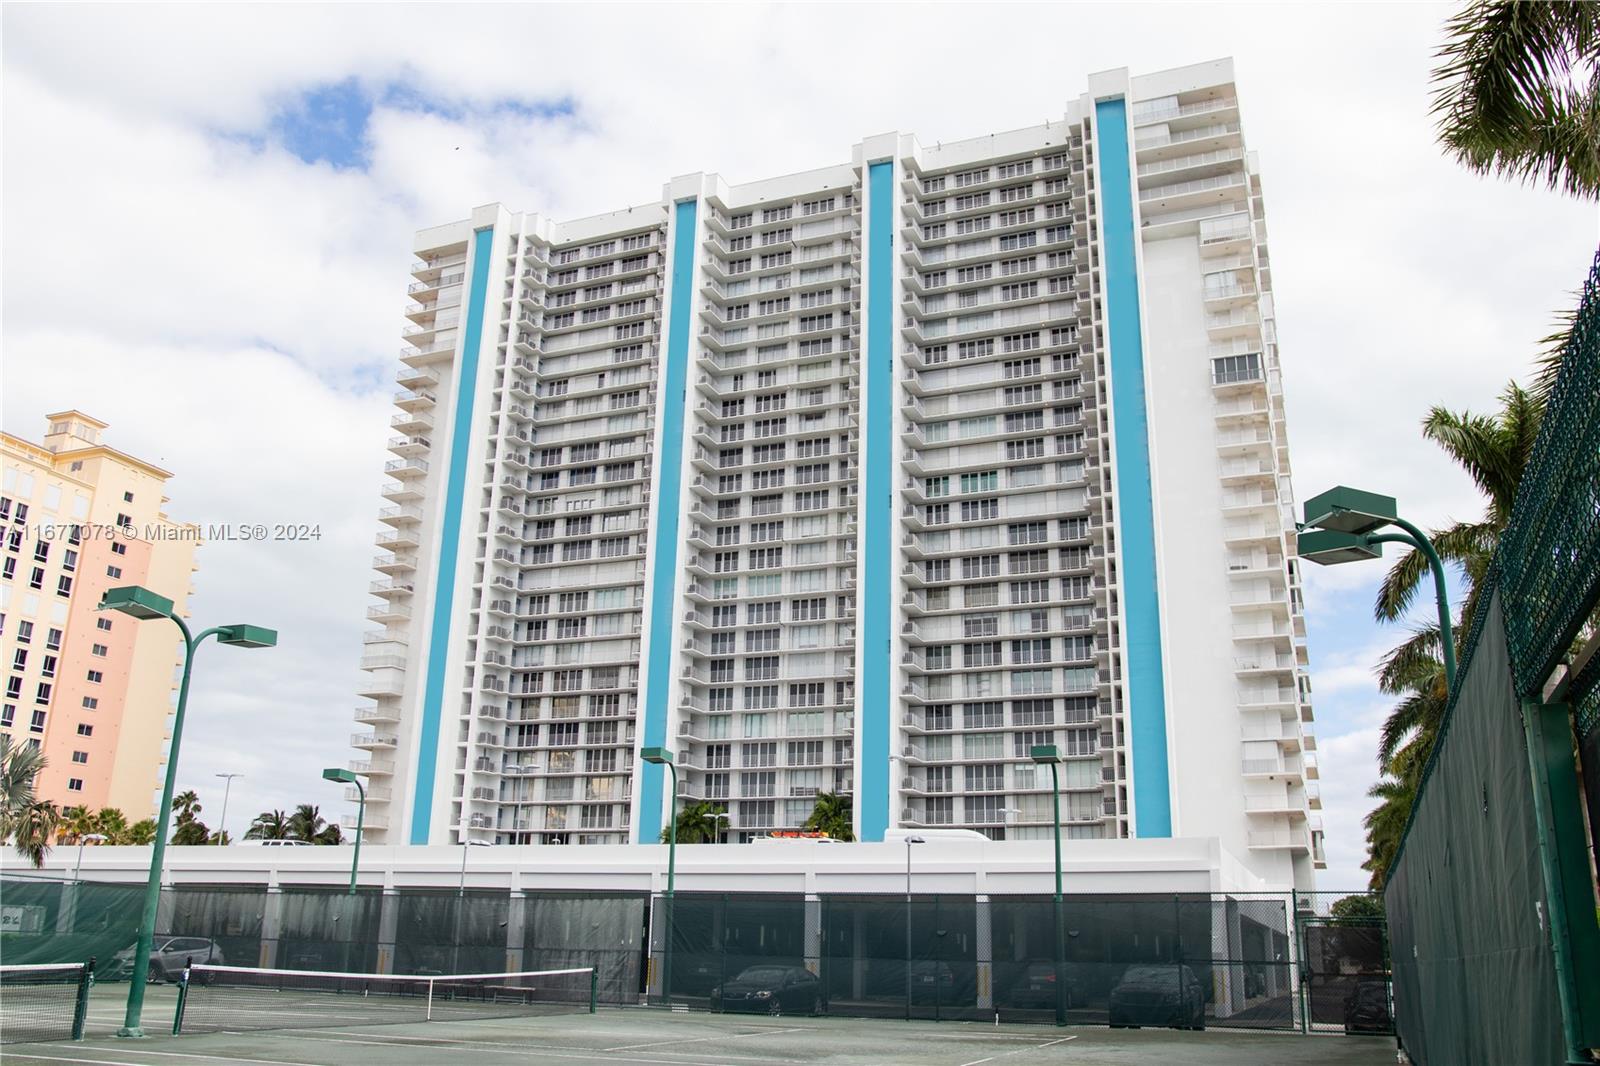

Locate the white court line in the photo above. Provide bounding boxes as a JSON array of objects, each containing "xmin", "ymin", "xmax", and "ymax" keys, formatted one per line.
[
  {"xmin": 277, "ymin": 1026, "xmax": 807, "ymax": 1063},
  {"xmin": 63, "ymin": 1046, "xmax": 322, "ymax": 1066},
  {"xmin": 604, "ymin": 1025, "xmax": 806, "ymax": 1051},
  {"xmin": 957, "ymin": 1035, "xmax": 1076, "ymax": 1066},
  {"xmin": 273, "ymin": 1029, "xmax": 778, "ymax": 1066}
]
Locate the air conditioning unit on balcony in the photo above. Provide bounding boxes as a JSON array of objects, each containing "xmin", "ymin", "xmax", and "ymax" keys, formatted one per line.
[{"xmin": 901, "ymin": 776, "xmax": 915, "ymax": 789}]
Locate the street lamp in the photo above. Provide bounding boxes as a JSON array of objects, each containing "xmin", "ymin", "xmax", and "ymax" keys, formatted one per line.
[
  {"xmin": 214, "ymin": 773, "xmax": 242, "ymax": 846},
  {"xmin": 452, "ymin": 839, "xmax": 493, "ymax": 973},
  {"xmin": 1299, "ymin": 486, "xmax": 1458, "ymax": 694},
  {"xmin": 321, "ymin": 768, "xmax": 365, "ymax": 894},
  {"xmin": 73, "ymin": 833, "xmax": 108, "ymax": 882},
  {"xmin": 903, "ymin": 835, "xmax": 926, "ymax": 1021},
  {"xmin": 100, "ymin": 585, "xmax": 275, "ymax": 1039},
  {"xmin": 639, "ymin": 746, "xmax": 677, "ymax": 1006},
  {"xmin": 1030, "ymin": 744, "xmax": 1068, "ymax": 1026}
]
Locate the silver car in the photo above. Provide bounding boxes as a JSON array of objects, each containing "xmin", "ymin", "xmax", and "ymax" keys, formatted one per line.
[{"xmin": 110, "ymin": 936, "xmax": 226, "ymax": 982}]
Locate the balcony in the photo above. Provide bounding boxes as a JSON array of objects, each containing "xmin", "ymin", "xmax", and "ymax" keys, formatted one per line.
[
  {"xmin": 349, "ymin": 758, "xmax": 395, "ymax": 776},
  {"xmin": 351, "ymin": 732, "xmax": 398, "ymax": 749},
  {"xmin": 375, "ymin": 527, "xmax": 420, "ymax": 551},
  {"xmin": 376, "ymin": 505, "xmax": 425, "ymax": 524},
  {"xmin": 354, "ymin": 705, "xmax": 400, "ymax": 724},
  {"xmin": 366, "ymin": 602, "xmax": 411, "ymax": 624},
  {"xmin": 391, "ymin": 410, "xmax": 434, "ymax": 435},
  {"xmin": 357, "ymin": 673, "xmax": 404, "ymax": 699},
  {"xmin": 1247, "ymin": 828, "xmax": 1310, "ymax": 852},
  {"xmin": 393, "ymin": 389, "xmax": 438, "ymax": 412},
  {"xmin": 387, "ymin": 435, "xmax": 432, "ymax": 458},
  {"xmin": 343, "ymin": 813, "xmax": 389, "ymax": 831},
  {"xmin": 385, "ymin": 457, "xmax": 429, "ymax": 480}
]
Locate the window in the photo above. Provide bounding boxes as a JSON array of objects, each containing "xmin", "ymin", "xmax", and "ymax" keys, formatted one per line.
[
  {"xmin": 71, "ymin": 750, "xmax": 88, "ymax": 764},
  {"xmin": 76, "ymin": 723, "xmax": 93, "ymax": 736},
  {"xmin": 30, "ymin": 709, "xmax": 46, "ymax": 732},
  {"xmin": 81, "ymin": 697, "xmax": 98, "ymax": 710},
  {"xmin": 67, "ymin": 778, "xmax": 84, "ymax": 792},
  {"xmin": 86, "ymin": 670, "xmax": 103, "ymax": 684}
]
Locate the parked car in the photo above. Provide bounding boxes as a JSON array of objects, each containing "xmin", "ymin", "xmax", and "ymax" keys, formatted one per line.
[
  {"xmin": 1006, "ymin": 960, "xmax": 1078, "ymax": 1010},
  {"xmin": 1343, "ymin": 976, "xmax": 1393, "ymax": 1034},
  {"xmin": 1108, "ymin": 965, "xmax": 1205, "ymax": 1030},
  {"xmin": 108, "ymin": 937, "xmax": 226, "ymax": 983},
  {"xmin": 709, "ymin": 965, "xmax": 822, "ymax": 1016},
  {"xmin": 908, "ymin": 959, "xmax": 957, "ymax": 1003}
]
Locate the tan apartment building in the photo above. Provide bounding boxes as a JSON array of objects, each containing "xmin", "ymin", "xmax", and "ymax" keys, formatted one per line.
[{"xmin": 1, "ymin": 411, "xmax": 200, "ymax": 820}]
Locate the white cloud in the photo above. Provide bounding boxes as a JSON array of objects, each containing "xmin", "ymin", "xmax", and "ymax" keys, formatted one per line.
[{"xmin": 4, "ymin": 2, "xmax": 1595, "ymax": 865}]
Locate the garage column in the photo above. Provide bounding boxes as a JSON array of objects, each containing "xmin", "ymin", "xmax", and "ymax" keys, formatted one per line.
[{"xmin": 975, "ymin": 895, "xmax": 993, "ymax": 1010}]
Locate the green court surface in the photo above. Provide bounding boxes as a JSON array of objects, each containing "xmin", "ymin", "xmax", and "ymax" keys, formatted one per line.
[{"xmin": 5, "ymin": 982, "xmax": 1397, "ymax": 1066}]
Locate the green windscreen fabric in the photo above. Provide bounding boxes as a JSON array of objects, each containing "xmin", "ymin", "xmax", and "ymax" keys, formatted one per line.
[
  {"xmin": 0, "ymin": 877, "xmax": 143, "ymax": 975},
  {"xmin": 1384, "ymin": 593, "xmax": 1562, "ymax": 1065}
]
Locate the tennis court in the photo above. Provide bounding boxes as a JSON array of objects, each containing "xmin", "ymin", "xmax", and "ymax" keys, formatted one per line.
[{"xmin": 3, "ymin": 979, "xmax": 1396, "ymax": 1065}]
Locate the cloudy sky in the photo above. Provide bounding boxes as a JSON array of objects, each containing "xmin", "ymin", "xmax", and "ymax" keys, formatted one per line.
[{"xmin": 4, "ymin": 4, "xmax": 1595, "ymax": 889}]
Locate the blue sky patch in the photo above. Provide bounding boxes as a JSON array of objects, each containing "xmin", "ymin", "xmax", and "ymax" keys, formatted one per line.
[
  {"xmin": 263, "ymin": 79, "xmax": 579, "ymax": 170},
  {"xmin": 271, "ymin": 79, "xmax": 372, "ymax": 169}
]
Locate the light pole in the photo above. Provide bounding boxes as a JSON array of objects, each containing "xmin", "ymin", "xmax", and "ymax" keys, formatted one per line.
[
  {"xmin": 1298, "ymin": 486, "xmax": 1457, "ymax": 695},
  {"xmin": 452, "ymin": 838, "xmax": 492, "ymax": 973},
  {"xmin": 214, "ymin": 773, "xmax": 242, "ymax": 846},
  {"xmin": 73, "ymin": 833, "xmax": 108, "ymax": 882},
  {"xmin": 639, "ymin": 747, "xmax": 676, "ymax": 1005},
  {"xmin": 99, "ymin": 585, "xmax": 275, "ymax": 1039},
  {"xmin": 321, "ymin": 768, "xmax": 365, "ymax": 895},
  {"xmin": 903, "ymin": 835, "xmax": 925, "ymax": 1021},
  {"xmin": 1030, "ymin": 744, "xmax": 1068, "ymax": 1026}
]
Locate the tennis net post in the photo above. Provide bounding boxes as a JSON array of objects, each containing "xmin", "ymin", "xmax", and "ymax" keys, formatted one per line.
[{"xmin": 71, "ymin": 958, "xmax": 94, "ymax": 1041}]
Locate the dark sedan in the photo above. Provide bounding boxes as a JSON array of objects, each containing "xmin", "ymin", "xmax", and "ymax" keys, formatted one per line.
[
  {"xmin": 710, "ymin": 965, "xmax": 823, "ymax": 1016},
  {"xmin": 1108, "ymin": 965, "xmax": 1205, "ymax": 1030},
  {"xmin": 1344, "ymin": 977, "xmax": 1393, "ymax": 1034},
  {"xmin": 1006, "ymin": 960, "xmax": 1077, "ymax": 1010}
]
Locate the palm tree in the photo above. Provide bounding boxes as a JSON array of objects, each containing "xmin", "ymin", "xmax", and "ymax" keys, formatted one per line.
[
  {"xmin": 1432, "ymin": 2, "xmax": 1600, "ymax": 200},
  {"xmin": 803, "ymin": 792, "xmax": 855, "ymax": 841},
  {"xmin": 0, "ymin": 736, "xmax": 60, "ymax": 868},
  {"xmin": 58, "ymin": 805, "xmax": 99, "ymax": 845},
  {"xmin": 170, "ymin": 789, "xmax": 211, "ymax": 845},
  {"xmin": 94, "ymin": 808, "xmax": 130, "ymax": 843},
  {"xmin": 286, "ymin": 804, "xmax": 342, "ymax": 845},
  {"xmin": 1374, "ymin": 382, "xmax": 1541, "ymax": 630},
  {"xmin": 660, "ymin": 801, "xmax": 727, "ymax": 844},
  {"xmin": 1362, "ymin": 384, "xmax": 1541, "ymax": 885},
  {"xmin": 124, "ymin": 818, "xmax": 157, "ymax": 846},
  {"xmin": 244, "ymin": 809, "xmax": 290, "ymax": 840}
]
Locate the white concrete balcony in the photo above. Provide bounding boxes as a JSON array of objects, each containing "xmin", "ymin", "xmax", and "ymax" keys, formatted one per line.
[
  {"xmin": 349, "ymin": 758, "xmax": 395, "ymax": 776},
  {"xmin": 375, "ymin": 527, "xmax": 420, "ymax": 551},
  {"xmin": 357, "ymin": 672, "xmax": 404, "ymax": 699},
  {"xmin": 366, "ymin": 602, "xmax": 411, "ymax": 624},
  {"xmin": 391, "ymin": 410, "xmax": 434, "ymax": 434},
  {"xmin": 354, "ymin": 705, "xmax": 400, "ymax": 724},
  {"xmin": 384, "ymin": 457, "xmax": 429, "ymax": 480},
  {"xmin": 393, "ymin": 388, "xmax": 438, "ymax": 411},
  {"xmin": 352, "ymin": 732, "xmax": 398, "ymax": 750}
]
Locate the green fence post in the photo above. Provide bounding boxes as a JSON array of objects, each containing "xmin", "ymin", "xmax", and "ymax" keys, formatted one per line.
[
  {"xmin": 590, "ymin": 967, "xmax": 598, "ymax": 1014},
  {"xmin": 71, "ymin": 962, "xmax": 93, "ymax": 1040},
  {"xmin": 1522, "ymin": 699, "xmax": 1600, "ymax": 1062}
]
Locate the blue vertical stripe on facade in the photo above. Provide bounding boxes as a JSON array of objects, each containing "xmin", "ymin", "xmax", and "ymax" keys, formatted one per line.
[
  {"xmin": 409, "ymin": 226, "xmax": 493, "ymax": 844},
  {"xmin": 860, "ymin": 161, "xmax": 894, "ymax": 842},
  {"xmin": 1095, "ymin": 98, "xmax": 1173, "ymax": 838},
  {"xmin": 637, "ymin": 198, "xmax": 698, "ymax": 843}
]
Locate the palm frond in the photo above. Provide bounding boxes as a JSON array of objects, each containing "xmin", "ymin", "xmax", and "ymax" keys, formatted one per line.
[{"xmin": 1431, "ymin": 1, "xmax": 1600, "ymax": 199}]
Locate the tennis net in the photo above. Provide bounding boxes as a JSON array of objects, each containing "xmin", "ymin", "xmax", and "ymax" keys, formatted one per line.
[
  {"xmin": 174, "ymin": 963, "xmax": 597, "ymax": 1034},
  {"xmin": 0, "ymin": 963, "xmax": 93, "ymax": 1044}
]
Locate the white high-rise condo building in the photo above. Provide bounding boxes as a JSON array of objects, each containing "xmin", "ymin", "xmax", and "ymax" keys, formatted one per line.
[{"xmin": 355, "ymin": 58, "xmax": 1324, "ymax": 890}]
